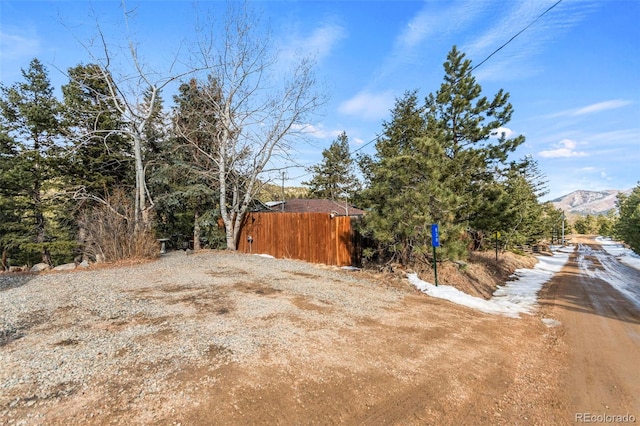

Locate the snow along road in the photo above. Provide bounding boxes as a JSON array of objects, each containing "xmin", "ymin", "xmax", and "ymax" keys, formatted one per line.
[{"xmin": 539, "ymin": 236, "xmax": 640, "ymax": 421}]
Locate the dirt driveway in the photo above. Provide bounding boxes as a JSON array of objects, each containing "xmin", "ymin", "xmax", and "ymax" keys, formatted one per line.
[{"xmin": 1, "ymin": 243, "xmax": 638, "ymax": 425}]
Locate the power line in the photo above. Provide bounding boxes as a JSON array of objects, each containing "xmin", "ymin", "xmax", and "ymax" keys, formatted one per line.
[
  {"xmin": 351, "ymin": 134, "xmax": 380, "ymax": 153},
  {"xmin": 470, "ymin": 0, "xmax": 563, "ymax": 73},
  {"xmin": 348, "ymin": 1, "xmax": 564, "ymax": 157}
]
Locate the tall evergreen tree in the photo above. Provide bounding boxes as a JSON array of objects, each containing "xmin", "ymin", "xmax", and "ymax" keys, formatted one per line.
[
  {"xmin": 425, "ymin": 46, "xmax": 525, "ymax": 227},
  {"xmin": 359, "ymin": 91, "xmax": 459, "ymax": 264},
  {"xmin": 303, "ymin": 131, "xmax": 360, "ymax": 202},
  {"xmin": 574, "ymin": 214, "xmax": 599, "ymax": 235},
  {"xmin": 157, "ymin": 78, "xmax": 222, "ymax": 250},
  {"xmin": 0, "ymin": 129, "xmax": 30, "ymax": 268},
  {"xmin": 61, "ymin": 63, "xmax": 132, "ymax": 199},
  {"xmin": 472, "ymin": 156, "xmax": 548, "ymax": 249},
  {"xmin": 358, "ymin": 47, "xmax": 533, "ymax": 265},
  {"xmin": 596, "ymin": 211, "xmax": 617, "ymax": 237},
  {"xmin": 61, "ymin": 64, "xmax": 133, "ymax": 260},
  {"xmin": 539, "ymin": 203, "xmax": 567, "ymax": 245},
  {"xmin": 615, "ymin": 185, "xmax": 640, "ymax": 253},
  {"xmin": 498, "ymin": 159, "xmax": 546, "ymax": 249},
  {"xmin": 0, "ymin": 59, "xmax": 71, "ymax": 265}
]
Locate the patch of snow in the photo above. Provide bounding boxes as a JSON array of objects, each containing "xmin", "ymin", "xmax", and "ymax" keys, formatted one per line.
[
  {"xmin": 595, "ymin": 236, "xmax": 640, "ymax": 271},
  {"xmin": 550, "ymin": 245, "xmax": 576, "ymax": 253},
  {"xmin": 408, "ymin": 248, "xmax": 571, "ymax": 318},
  {"xmin": 579, "ymin": 241, "xmax": 640, "ymax": 309},
  {"xmin": 619, "ymin": 254, "xmax": 640, "ymax": 271},
  {"xmin": 254, "ymin": 254, "xmax": 275, "ymax": 259},
  {"xmin": 341, "ymin": 266, "xmax": 361, "ymax": 271},
  {"xmin": 542, "ymin": 318, "xmax": 562, "ymax": 328}
]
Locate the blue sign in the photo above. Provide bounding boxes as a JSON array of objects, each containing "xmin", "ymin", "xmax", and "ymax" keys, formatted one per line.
[{"xmin": 431, "ymin": 224, "xmax": 440, "ymax": 247}]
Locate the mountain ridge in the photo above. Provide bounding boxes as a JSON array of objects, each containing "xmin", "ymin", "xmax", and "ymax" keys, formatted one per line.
[{"xmin": 550, "ymin": 189, "xmax": 631, "ymax": 215}]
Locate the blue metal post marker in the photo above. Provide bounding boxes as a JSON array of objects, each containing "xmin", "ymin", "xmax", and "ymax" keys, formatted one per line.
[{"xmin": 431, "ymin": 224, "xmax": 439, "ymax": 286}]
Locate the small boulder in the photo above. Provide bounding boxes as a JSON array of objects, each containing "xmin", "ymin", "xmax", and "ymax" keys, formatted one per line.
[
  {"xmin": 30, "ymin": 263, "xmax": 51, "ymax": 273},
  {"xmin": 52, "ymin": 263, "xmax": 77, "ymax": 272},
  {"xmin": 78, "ymin": 259, "xmax": 90, "ymax": 269}
]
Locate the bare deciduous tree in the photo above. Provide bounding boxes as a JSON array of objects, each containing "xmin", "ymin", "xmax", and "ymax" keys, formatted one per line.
[
  {"xmin": 177, "ymin": 3, "xmax": 325, "ymax": 250},
  {"xmin": 66, "ymin": 3, "xmax": 198, "ymax": 234}
]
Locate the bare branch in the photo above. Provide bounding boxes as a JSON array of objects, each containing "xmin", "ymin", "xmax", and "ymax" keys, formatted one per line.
[
  {"xmin": 70, "ymin": 187, "xmax": 128, "ymax": 221},
  {"xmin": 172, "ymin": 1, "xmax": 325, "ymax": 250}
]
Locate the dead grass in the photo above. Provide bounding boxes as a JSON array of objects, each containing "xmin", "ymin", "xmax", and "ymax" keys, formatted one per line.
[{"xmin": 399, "ymin": 250, "xmax": 538, "ymax": 299}]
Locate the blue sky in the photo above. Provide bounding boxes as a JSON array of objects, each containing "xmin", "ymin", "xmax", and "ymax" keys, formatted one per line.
[{"xmin": 1, "ymin": 0, "xmax": 638, "ymax": 200}]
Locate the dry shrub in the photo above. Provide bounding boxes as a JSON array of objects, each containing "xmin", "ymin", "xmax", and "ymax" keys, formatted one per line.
[{"xmin": 79, "ymin": 191, "xmax": 159, "ymax": 262}]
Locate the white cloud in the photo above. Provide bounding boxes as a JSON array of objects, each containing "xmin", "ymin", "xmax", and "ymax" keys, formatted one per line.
[
  {"xmin": 490, "ymin": 126, "xmax": 514, "ymax": 139},
  {"xmin": 548, "ymin": 100, "xmax": 633, "ymax": 118},
  {"xmin": 397, "ymin": 7, "xmax": 434, "ymax": 50},
  {"xmin": 292, "ymin": 123, "xmax": 343, "ymax": 139},
  {"xmin": 463, "ymin": 2, "xmax": 538, "ymax": 56},
  {"xmin": 303, "ymin": 22, "xmax": 346, "ymax": 62},
  {"xmin": 279, "ymin": 21, "xmax": 345, "ymax": 64},
  {"xmin": 371, "ymin": 1, "xmax": 486, "ymax": 83},
  {"xmin": 538, "ymin": 138, "xmax": 588, "ymax": 158},
  {"xmin": 572, "ymin": 100, "xmax": 633, "ymax": 116},
  {"xmin": 0, "ymin": 30, "xmax": 42, "ymax": 82},
  {"xmin": 573, "ymin": 167, "xmax": 612, "ymax": 182},
  {"xmin": 0, "ymin": 30, "xmax": 40, "ymax": 60},
  {"xmin": 374, "ymin": 0, "xmax": 591, "ymax": 86},
  {"xmin": 291, "ymin": 124, "xmax": 367, "ymax": 147},
  {"xmin": 393, "ymin": 1, "xmax": 485, "ymax": 56},
  {"xmin": 463, "ymin": 1, "xmax": 594, "ymax": 82},
  {"xmin": 338, "ymin": 90, "xmax": 395, "ymax": 121},
  {"xmin": 587, "ymin": 128, "xmax": 640, "ymax": 144}
]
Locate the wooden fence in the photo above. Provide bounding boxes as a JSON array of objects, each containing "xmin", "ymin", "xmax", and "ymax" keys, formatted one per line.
[{"xmin": 237, "ymin": 212, "xmax": 360, "ymax": 266}]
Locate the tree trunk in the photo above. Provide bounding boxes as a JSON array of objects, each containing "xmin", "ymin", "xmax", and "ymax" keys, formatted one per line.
[
  {"xmin": 193, "ymin": 209, "xmax": 201, "ymax": 251},
  {"xmin": 133, "ymin": 134, "xmax": 146, "ymax": 233},
  {"xmin": 225, "ymin": 231, "xmax": 237, "ymax": 251},
  {"xmin": 32, "ymin": 140, "xmax": 51, "ymax": 265},
  {"xmin": 77, "ymin": 224, "xmax": 89, "ymax": 262},
  {"xmin": 232, "ymin": 211, "xmax": 245, "ymax": 252},
  {"xmin": 220, "ymin": 195, "xmax": 237, "ymax": 251},
  {"xmin": 35, "ymin": 204, "xmax": 50, "ymax": 264},
  {"xmin": 42, "ymin": 246, "xmax": 52, "ymax": 266}
]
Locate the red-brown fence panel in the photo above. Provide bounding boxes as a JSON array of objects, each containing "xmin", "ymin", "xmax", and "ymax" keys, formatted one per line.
[{"xmin": 237, "ymin": 212, "xmax": 357, "ymax": 266}]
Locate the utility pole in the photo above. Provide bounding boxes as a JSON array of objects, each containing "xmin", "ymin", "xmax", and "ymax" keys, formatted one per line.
[{"xmin": 281, "ymin": 171, "xmax": 286, "ymax": 212}]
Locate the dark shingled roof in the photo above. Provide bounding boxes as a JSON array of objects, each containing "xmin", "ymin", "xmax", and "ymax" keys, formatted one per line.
[{"xmin": 268, "ymin": 199, "xmax": 365, "ymax": 216}]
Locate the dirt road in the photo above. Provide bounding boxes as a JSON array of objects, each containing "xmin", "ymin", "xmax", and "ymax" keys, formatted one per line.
[{"xmin": 540, "ymin": 237, "xmax": 640, "ymax": 422}]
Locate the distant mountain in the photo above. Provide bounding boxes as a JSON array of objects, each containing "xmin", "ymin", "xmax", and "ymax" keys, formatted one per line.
[{"xmin": 550, "ymin": 189, "xmax": 631, "ymax": 215}]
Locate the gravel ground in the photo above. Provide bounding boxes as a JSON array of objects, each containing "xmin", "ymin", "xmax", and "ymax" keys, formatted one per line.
[
  {"xmin": 0, "ymin": 251, "xmax": 406, "ymax": 424},
  {"xmin": 1, "ymin": 248, "xmax": 581, "ymax": 425}
]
